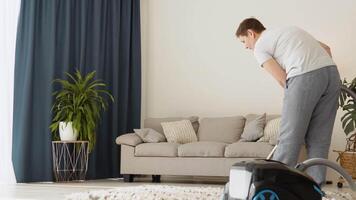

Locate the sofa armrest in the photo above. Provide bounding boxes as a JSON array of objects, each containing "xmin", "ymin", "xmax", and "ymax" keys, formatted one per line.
[{"xmin": 116, "ymin": 133, "xmax": 143, "ymax": 147}]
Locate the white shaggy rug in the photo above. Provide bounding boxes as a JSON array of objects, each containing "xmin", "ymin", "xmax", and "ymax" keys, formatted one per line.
[{"xmin": 65, "ymin": 184, "xmax": 354, "ymax": 200}]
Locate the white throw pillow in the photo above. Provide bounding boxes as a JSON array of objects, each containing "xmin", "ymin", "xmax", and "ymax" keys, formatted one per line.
[
  {"xmin": 161, "ymin": 120, "xmax": 198, "ymax": 144},
  {"xmin": 257, "ymin": 117, "xmax": 281, "ymax": 145}
]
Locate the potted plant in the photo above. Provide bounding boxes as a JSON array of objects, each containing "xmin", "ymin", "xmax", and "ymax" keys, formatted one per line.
[
  {"xmin": 336, "ymin": 77, "xmax": 356, "ymax": 179},
  {"xmin": 340, "ymin": 78, "xmax": 356, "ymax": 137},
  {"xmin": 49, "ymin": 70, "xmax": 114, "ymax": 152}
]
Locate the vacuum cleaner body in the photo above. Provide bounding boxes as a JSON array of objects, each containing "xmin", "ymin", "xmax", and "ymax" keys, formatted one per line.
[{"xmin": 226, "ymin": 159, "xmax": 322, "ymax": 200}]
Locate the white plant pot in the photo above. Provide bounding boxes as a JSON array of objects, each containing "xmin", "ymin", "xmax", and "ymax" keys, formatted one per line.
[{"xmin": 59, "ymin": 121, "xmax": 78, "ymax": 141}]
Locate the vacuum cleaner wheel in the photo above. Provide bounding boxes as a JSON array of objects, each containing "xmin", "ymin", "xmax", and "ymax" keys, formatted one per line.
[{"xmin": 252, "ymin": 189, "xmax": 280, "ymax": 200}]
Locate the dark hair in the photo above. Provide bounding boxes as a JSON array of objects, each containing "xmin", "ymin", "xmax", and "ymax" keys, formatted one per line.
[{"xmin": 235, "ymin": 18, "xmax": 266, "ymax": 37}]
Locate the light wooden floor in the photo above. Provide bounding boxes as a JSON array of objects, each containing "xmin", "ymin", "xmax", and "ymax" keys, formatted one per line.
[{"xmin": 0, "ymin": 176, "xmax": 354, "ymax": 200}]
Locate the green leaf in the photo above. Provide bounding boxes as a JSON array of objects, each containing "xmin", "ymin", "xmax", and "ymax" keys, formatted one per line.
[
  {"xmin": 345, "ymin": 121, "xmax": 355, "ymax": 135},
  {"xmin": 342, "ymin": 115, "xmax": 352, "ymax": 129},
  {"xmin": 65, "ymin": 71, "xmax": 79, "ymax": 85},
  {"xmin": 343, "ymin": 104, "xmax": 355, "ymax": 111}
]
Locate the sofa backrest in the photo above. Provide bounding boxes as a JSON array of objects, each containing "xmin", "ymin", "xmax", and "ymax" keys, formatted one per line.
[
  {"xmin": 144, "ymin": 116, "xmax": 199, "ymax": 136},
  {"xmin": 197, "ymin": 116, "xmax": 245, "ymax": 143},
  {"xmin": 144, "ymin": 114, "xmax": 280, "ymax": 143},
  {"xmin": 245, "ymin": 114, "xmax": 280, "ymax": 124}
]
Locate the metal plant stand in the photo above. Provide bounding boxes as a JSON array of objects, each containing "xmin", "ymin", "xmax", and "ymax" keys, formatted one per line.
[{"xmin": 52, "ymin": 141, "xmax": 89, "ymax": 182}]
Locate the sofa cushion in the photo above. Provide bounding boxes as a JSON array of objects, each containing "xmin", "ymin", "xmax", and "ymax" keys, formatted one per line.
[
  {"xmin": 134, "ymin": 128, "xmax": 166, "ymax": 143},
  {"xmin": 225, "ymin": 142, "xmax": 274, "ymax": 158},
  {"xmin": 197, "ymin": 116, "xmax": 245, "ymax": 143},
  {"xmin": 240, "ymin": 113, "xmax": 266, "ymax": 142},
  {"xmin": 116, "ymin": 133, "xmax": 143, "ymax": 146},
  {"xmin": 135, "ymin": 142, "xmax": 179, "ymax": 157},
  {"xmin": 178, "ymin": 141, "xmax": 227, "ymax": 157},
  {"xmin": 144, "ymin": 116, "xmax": 199, "ymax": 137},
  {"xmin": 161, "ymin": 120, "xmax": 198, "ymax": 144}
]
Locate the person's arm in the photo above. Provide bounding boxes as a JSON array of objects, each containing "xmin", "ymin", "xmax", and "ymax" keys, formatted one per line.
[
  {"xmin": 318, "ymin": 41, "xmax": 332, "ymax": 57},
  {"xmin": 262, "ymin": 58, "xmax": 287, "ymax": 88}
]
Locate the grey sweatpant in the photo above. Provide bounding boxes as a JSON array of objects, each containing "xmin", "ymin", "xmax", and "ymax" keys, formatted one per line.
[{"xmin": 272, "ymin": 65, "xmax": 340, "ymax": 185}]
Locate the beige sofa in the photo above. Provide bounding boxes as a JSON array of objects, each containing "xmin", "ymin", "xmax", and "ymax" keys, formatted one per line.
[{"xmin": 116, "ymin": 115, "xmax": 280, "ymax": 182}]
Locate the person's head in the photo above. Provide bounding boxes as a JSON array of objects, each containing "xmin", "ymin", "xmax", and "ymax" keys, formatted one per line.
[{"xmin": 236, "ymin": 18, "xmax": 265, "ymax": 50}]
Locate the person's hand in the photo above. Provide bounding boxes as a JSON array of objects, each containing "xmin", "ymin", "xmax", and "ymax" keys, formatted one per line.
[{"xmin": 262, "ymin": 58, "xmax": 287, "ymax": 88}]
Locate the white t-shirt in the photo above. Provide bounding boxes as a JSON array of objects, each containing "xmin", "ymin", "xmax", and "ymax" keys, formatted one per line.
[{"xmin": 253, "ymin": 26, "xmax": 335, "ymax": 79}]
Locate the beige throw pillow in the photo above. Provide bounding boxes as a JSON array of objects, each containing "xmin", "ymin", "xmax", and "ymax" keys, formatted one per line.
[
  {"xmin": 144, "ymin": 116, "xmax": 200, "ymax": 134},
  {"xmin": 115, "ymin": 133, "xmax": 143, "ymax": 146},
  {"xmin": 257, "ymin": 117, "xmax": 281, "ymax": 145},
  {"xmin": 161, "ymin": 120, "xmax": 197, "ymax": 144},
  {"xmin": 134, "ymin": 128, "xmax": 166, "ymax": 143},
  {"xmin": 239, "ymin": 113, "xmax": 266, "ymax": 142}
]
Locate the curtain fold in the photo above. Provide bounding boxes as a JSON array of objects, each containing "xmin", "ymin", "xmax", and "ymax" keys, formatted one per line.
[{"xmin": 12, "ymin": 0, "xmax": 141, "ymax": 182}]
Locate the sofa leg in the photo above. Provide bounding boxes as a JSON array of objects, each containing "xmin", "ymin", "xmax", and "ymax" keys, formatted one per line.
[
  {"xmin": 123, "ymin": 174, "xmax": 134, "ymax": 182},
  {"xmin": 152, "ymin": 175, "xmax": 161, "ymax": 183}
]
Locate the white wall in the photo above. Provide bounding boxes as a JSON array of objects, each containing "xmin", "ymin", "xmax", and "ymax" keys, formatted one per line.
[{"xmin": 141, "ymin": 0, "xmax": 356, "ymax": 181}]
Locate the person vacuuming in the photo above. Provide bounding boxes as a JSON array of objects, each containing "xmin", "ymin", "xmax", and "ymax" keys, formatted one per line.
[{"xmin": 235, "ymin": 18, "xmax": 341, "ymax": 186}]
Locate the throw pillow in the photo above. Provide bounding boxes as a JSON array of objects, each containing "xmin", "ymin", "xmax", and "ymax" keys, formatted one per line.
[
  {"xmin": 134, "ymin": 128, "xmax": 166, "ymax": 143},
  {"xmin": 144, "ymin": 116, "xmax": 200, "ymax": 134},
  {"xmin": 161, "ymin": 120, "xmax": 198, "ymax": 144},
  {"xmin": 115, "ymin": 133, "xmax": 143, "ymax": 146},
  {"xmin": 257, "ymin": 117, "xmax": 281, "ymax": 145},
  {"xmin": 239, "ymin": 113, "xmax": 266, "ymax": 142}
]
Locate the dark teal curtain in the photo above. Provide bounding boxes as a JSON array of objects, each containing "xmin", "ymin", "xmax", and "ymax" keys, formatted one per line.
[{"xmin": 12, "ymin": 0, "xmax": 141, "ymax": 182}]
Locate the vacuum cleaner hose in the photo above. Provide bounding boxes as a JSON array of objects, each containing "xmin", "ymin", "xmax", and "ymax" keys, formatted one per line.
[{"xmin": 295, "ymin": 158, "xmax": 356, "ymax": 191}]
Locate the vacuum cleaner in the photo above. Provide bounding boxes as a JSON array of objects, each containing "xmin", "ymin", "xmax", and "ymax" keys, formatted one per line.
[{"xmin": 222, "ymin": 158, "xmax": 356, "ymax": 200}]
